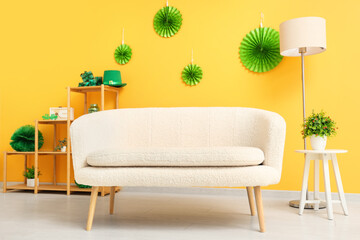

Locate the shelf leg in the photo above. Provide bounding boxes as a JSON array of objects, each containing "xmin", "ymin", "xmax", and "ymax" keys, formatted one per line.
[
  {"xmin": 101, "ymin": 84, "xmax": 105, "ymax": 111},
  {"xmin": 53, "ymin": 124, "xmax": 57, "ymax": 185},
  {"xmin": 24, "ymin": 155, "xmax": 27, "ymax": 184},
  {"xmin": 34, "ymin": 120, "xmax": 39, "ymax": 194},
  {"xmin": 116, "ymin": 92, "xmax": 119, "ymax": 109},
  {"xmin": 3, "ymin": 152, "xmax": 7, "ymax": 193},
  {"xmin": 84, "ymin": 92, "xmax": 88, "ymax": 114},
  {"xmin": 67, "ymin": 86, "xmax": 71, "ymax": 195}
]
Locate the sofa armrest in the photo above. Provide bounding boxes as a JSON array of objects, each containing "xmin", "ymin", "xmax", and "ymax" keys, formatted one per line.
[{"xmin": 258, "ymin": 112, "xmax": 286, "ymax": 177}]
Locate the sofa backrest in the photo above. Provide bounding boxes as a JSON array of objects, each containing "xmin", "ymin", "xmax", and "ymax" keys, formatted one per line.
[{"xmin": 70, "ymin": 107, "xmax": 286, "ymax": 172}]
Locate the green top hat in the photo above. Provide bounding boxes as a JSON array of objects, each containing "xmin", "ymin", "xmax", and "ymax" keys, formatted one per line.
[{"xmin": 103, "ymin": 70, "xmax": 127, "ymax": 87}]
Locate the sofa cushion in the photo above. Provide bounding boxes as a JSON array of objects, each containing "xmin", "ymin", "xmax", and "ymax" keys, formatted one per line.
[{"xmin": 86, "ymin": 147, "xmax": 264, "ymax": 167}]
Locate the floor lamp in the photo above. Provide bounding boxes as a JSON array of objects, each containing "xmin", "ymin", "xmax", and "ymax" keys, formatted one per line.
[{"xmin": 279, "ymin": 17, "xmax": 327, "ymax": 208}]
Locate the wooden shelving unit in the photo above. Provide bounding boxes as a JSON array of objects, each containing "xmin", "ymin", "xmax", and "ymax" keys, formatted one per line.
[
  {"xmin": 3, "ymin": 85, "xmax": 123, "ymax": 196},
  {"xmin": 67, "ymin": 85, "xmax": 122, "ymax": 196}
]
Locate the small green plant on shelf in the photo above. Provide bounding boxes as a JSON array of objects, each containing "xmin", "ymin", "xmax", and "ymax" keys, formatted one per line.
[
  {"xmin": 55, "ymin": 138, "xmax": 67, "ymax": 152},
  {"xmin": 23, "ymin": 166, "xmax": 41, "ymax": 179},
  {"xmin": 301, "ymin": 110, "xmax": 337, "ymax": 138}
]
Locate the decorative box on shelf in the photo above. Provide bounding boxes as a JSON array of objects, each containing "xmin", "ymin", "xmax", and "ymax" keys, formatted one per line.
[{"xmin": 50, "ymin": 107, "xmax": 74, "ymax": 120}]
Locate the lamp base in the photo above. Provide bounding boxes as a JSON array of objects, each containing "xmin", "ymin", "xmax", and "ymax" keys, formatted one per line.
[{"xmin": 289, "ymin": 200, "xmax": 326, "ymax": 209}]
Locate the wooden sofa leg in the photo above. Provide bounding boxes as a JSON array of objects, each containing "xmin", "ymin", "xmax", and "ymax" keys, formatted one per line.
[
  {"xmin": 246, "ymin": 187, "xmax": 256, "ymax": 216},
  {"xmin": 86, "ymin": 186, "xmax": 99, "ymax": 231},
  {"xmin": 110, "ymin": 186, "xmax": 115, "ymax": 215},
  {"xmin": 254, "ymin": 186, "xmax": 265, "ymax": 233}
]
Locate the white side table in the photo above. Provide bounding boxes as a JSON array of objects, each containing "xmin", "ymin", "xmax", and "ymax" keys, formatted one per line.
[{"xmin": 295, "ymin": 149, "xmax": 348, "ymax": 219}]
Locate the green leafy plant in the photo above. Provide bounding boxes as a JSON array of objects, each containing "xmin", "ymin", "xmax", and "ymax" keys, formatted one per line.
[
  {"xmin": 23, "ymin": 166, "xmax": 41, "ymax": 179},
  {"xmin": 55, "ymin": 138, "xmax": 67, "ymax": 151},
  {"xmin": 302, "ymin": 111, "xmax": 337, "ymax": 138}
]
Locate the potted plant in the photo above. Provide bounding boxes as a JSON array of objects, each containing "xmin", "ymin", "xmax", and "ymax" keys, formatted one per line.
[
  {"xmin": 23, "ymin": 166, "xmax": 41, "ymax": 187},
  {"xmin": 55, "ymin": 138, "xmax": 67, "ymax": 152},
  {"xmin": 302, "ymin": 111, "xmax": 337, "ymax": 150}
]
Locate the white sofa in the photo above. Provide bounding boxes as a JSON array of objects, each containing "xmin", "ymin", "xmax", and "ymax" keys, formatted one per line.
[{"xmin": 70, "ymin": 107, "xmax": 286, "ymax": 232}]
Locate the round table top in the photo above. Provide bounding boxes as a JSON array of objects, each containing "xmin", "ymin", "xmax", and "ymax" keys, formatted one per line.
[{"xmin": 295, "ymin": 149, "xmax": 347, "ymax": 154}]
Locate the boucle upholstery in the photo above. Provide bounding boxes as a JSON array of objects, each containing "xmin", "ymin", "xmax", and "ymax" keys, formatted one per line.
[
  {"xmin": 87, "ymin": 146, "xmax": 264, "ymax": 167},
  {"xmin": 70, "ymin": 107, "xmax": 286, "ymax": 187}
]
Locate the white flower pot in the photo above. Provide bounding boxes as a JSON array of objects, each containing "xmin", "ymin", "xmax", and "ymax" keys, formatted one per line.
[
  {"xmin": 27, "ymin": 178, "xmax": 39, "ymax": 187},
  {"xmin": 61, "ymin": 146, "xmax": 67, "ymax": 152},
  {"xmin": 310, "ymin": 135, "xmax": 327, "ymax": 150}
]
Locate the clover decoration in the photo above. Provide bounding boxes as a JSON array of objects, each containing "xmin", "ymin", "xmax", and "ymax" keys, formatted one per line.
[
  {"xmin": 78, "ymin": 71, "xmax": 102, "ymax": 87},
  {"xmin": 182, "ymin": 50, "xmax": 203, "ymax": 86},
  {"xmin": 153, "ymin": 1, "xmax": 182, "ymax": 38},
  {"xmin": 239, "ymin": 15, "xmax": 283, "ymax": 73},
  {"xmin": 114, "ymin": 28, "xmax": 132, "ymax": 64}
]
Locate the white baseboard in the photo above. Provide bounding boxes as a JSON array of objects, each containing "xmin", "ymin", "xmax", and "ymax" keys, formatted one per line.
[{"xmin": 1, "ymin": 182, "xmax": 359, "ymax": 201}]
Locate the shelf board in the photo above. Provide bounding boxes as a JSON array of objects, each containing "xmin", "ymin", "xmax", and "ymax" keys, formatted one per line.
[
  {"xmin": 6, "ymin": 184, "xmax": 92, "ymax": 192},
  {"xmin": 5, "ymin": 184, "xmax": 120, "ymax": 194},
  {"xmin": 37, "ymin": 120, "xmax": 73, "ymax": 124},
  {"xmin": 69, "ymin": 85, "xmax": 123, "ymax": 94},
  {"xmin": 5, "ymin": 151, "xmax": 71, "ymax": 155}
]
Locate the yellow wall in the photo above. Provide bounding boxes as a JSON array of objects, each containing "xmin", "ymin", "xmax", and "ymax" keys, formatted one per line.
[{"xmin": 1, "ymin": 0, "xmax": 360, "ymax": 193}]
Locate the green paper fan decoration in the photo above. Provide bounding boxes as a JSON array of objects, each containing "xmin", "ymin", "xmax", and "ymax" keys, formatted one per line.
[
  {"xmin": 114, "ymin": 44, "xmax": 132, "ymax": 64},
  {"xmin": 182, "ymin": 64, "xmax": 203, "ymax": 86},
  {"xmin": 239, "ymin": 27, "xmax": 283, "ymax": 73},
  {"xmin": 154, "ymin": 6, "xmax": 182, "ymax": 38},
  {"xmin": 10, "ymin": 125, "xmax": 44, "ymax": 152}
]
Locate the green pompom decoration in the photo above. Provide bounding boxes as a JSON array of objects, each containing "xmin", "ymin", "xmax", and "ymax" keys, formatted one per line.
[
  {"xmin": 114, "ymin": 44, "xmax": 132, "ymax": 64},
  {"xmin": 154, "ymin": 6, "xmax": 182, "ymax": 38},
  {"xmin": 182, "ymin": 64, "xmax": 203, "ymax": 86},
  {"xmin": 75, "ymin": 180, "xmax": 92, "ymax": 189},
  {"xmin": 10, "ymin": 125, "xmax": 44, "ymax": 152},
  {"xmin": 239, "ymin": 27, "xmax": 283, "ymax": 73}
]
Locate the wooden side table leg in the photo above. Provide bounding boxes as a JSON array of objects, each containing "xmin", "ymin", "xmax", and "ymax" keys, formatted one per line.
[
  {"xmin": 331, "ymin": 154, "xmax": 348, "ymax": 216},
  {"xmin": 322, "ymin": 154, "xmax": 333, "ymax": 220},
  {"xmin": 314, "ymin": 159, "xmax": 320, "ymax": 210},
  {"xmin": 299, "ymin": 154, "xmax": 311, "ymax": 215},
  {"xmin": 3, "ymin": 152, "xmax": 7, "ymax": 193}
]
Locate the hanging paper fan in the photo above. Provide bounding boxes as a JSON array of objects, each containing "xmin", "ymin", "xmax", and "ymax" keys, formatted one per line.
[
  {"xmin": 10, "ymin": 125, "xmax": 44, "ymax": 152},
  {"xmin": 114, "ymin": 44, "xmax": 132, "ymax": 64},
  {"xmin": 239, "ymin": 27, "xmax": 283, "ymax": 73},
  {"xmin": 182, "ymin": 64, "xmax": 203, "ymax": 86},
  {"xmin": 154, "ymin": 5, "xmax": 182, "ymax": 38}
]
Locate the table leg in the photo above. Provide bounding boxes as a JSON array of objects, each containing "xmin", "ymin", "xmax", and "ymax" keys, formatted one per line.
[
  {"xmin": 322, "ymin": 154, "xmax": 333, "ymax": 220},
  {"xmin": 314, "ymin": 159, "xmax": 320, "ymax": 210},
  {"xmin": 299, "ymin": 154, "xmax": 311, "ymax": 215},
  {"xmin": 331, "ymin": 154, "xmax": 348, "ymax": 216}
]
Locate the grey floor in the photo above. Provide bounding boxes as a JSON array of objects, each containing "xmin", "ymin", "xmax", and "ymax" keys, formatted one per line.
[{"xmin": 0, "ymin": 187, "xmax": 359, "ymax": 240}]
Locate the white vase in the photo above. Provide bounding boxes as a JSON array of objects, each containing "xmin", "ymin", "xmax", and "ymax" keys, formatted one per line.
[
  {"xmin": 310, "ymin": 135, "xmax": 327, "ymax": 150},
  {"xmin": 26, "ymin": 178, "xmax": 39, "ymax": 187},
  {"xmin": 61, "ymin": 146, "xmax": 67, "ymax": 152}
]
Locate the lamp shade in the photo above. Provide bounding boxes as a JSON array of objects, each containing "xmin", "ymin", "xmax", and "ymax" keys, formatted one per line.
[{"xmin": 279, "ymin": 17, "xmax": 326, "ymax": 57}]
